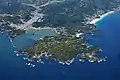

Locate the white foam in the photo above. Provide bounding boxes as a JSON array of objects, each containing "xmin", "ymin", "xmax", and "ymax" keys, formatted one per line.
[
  {"xmin": 79, "ymin": 59, "xmax": 84, "ymax": 62},
  {"xmin": 23, "ymin": 57, "xmax": 28, "ymax": 60},
  {"xmin": 59, "ymin": 61, "xmax": 65, "ymax": 65},
  {"xmin": 30, "ymin": 64, "xmax": 35, "ymax": 68},
  {"xmin": 16, "ymin": 53, "xmax": 19, "ymax": 56},
  {"xmin": 40, "ymin": 61, "xmax": 44, "ymax": 64},
  {"xmin": 88, "ymin": 60, "xmax": 95, "ymax": 63},
  {"xmin": 98, "ymin": 59, "xmax": 103, "ymax": 63},
  {"xmin": 27, "ymin": 63, "xmax": 31, "ymax": 66}
]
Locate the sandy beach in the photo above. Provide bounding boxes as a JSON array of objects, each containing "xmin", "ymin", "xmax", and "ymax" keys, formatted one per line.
[
  {"xmin": 26, "ymin": 26, "xmax": 52, "ymax": 30},
  {"xmin": 89, "ymin": 11, "xmax": 115, "ymax": 25},
  {"xmin": 26, "ymin": 26, "xmax": 58, "ymax": 34}
]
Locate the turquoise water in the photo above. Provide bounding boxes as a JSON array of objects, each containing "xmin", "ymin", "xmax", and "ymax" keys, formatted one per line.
[
  {"xmin": 13, "ymin": 29, "xmax": 57, "ymax": 49},
  {"xmin": 0, "ymin": 11, "xmax": 120, "ymax": 80}
]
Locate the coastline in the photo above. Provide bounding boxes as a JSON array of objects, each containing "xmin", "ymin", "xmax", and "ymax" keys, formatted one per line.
[
  {"xmin": 25, "ymin": 26, "xmax": 60, "ymax": 35},
  {"xmin": 12, "ymin": 11, "xmax": 114, "ymax": 66},
  {"xmin": 89, "ymin": 11, "xmax": 115, "ymax": 25},
  {"xmin": 26, "ymin": 26, "xmax": 52, "ymax": 30},
  {"xmin": 1, "ymin": 9, "xmax": 120, "ymax": 80},
  {"xmin": 3, "ymin": 11, "xmax": 115, "ymax": 66},
  {"xmin": 1, "ymin": 8, "xmax": 116, "ymax": 67}
]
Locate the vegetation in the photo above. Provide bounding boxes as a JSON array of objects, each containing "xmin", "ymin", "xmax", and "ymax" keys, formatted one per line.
[
  {"xmin": 0, "ymin": 23, "xmax": 25, "ymax": 38},
  {"xmin": 1, "ymin": 0, "xmax": 119, "ymax": 64},
  {"xmin": 0, "ymin": 16, "xmax": 23, "ymax": 24},
  {"xmin": 23, "ymin": 36, "xmax": 102, "ymax": 63},
  {"xmin": 0, "ymin": 1, "xmax": 36, "ymax": 38},
  {"xmin": 37, "ymin": 0, "xmax": 120, "ymax": 34},
  {"xmin": 0, "ymin": 1, "xmax": 36, "ymax": 21},
  {"xmin": 32, "ymin": 22, "xmax": 45, "ymax": 28}
]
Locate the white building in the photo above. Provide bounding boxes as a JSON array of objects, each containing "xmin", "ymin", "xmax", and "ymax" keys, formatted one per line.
[{"xmin": 76, "ymin": 33, "xmax": 84, "ymax": 38}]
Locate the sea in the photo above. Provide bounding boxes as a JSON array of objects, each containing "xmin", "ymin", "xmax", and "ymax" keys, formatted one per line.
[{"xmin": 0, "ymin": 11, "xmax": 120, "ymax": 80}]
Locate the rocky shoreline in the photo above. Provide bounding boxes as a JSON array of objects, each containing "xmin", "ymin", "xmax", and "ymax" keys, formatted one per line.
[
  {"xmin": 16, "ymin": 9, "xmax": 117, "ymax": 66},
  {"xmin": 1, "ymin": 0, "xmax": 120, "ymax": 67}
]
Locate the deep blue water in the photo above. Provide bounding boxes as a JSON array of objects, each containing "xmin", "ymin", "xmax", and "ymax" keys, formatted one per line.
[{"xmin": 0, "ymin": 11, "xmax": 120, "ymax": 80}]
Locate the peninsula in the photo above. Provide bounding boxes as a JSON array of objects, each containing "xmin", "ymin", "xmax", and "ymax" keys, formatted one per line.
[{"xmin": 0, "ymin": 0, "xmax": 120, "ymax": 65}]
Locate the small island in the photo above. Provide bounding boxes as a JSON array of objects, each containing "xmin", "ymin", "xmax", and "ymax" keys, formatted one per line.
[{"xmin": 21, "ymin": 35, "xmax": 104, "ymax": 64}]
